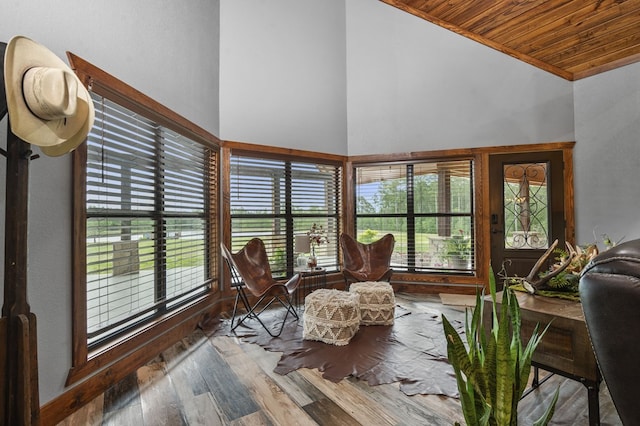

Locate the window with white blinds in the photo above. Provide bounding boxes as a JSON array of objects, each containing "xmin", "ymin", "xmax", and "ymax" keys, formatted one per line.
[
  {"xmin": 85, "ymin": 92, "xmax": 215, "ymax": 348},
  {"xmin": 230, "ymin": 155, "xmax": 341, "ymax": 275},
  {"xmin": 355, "ymin": 160, "xmax": 474, "ymax": 274}
]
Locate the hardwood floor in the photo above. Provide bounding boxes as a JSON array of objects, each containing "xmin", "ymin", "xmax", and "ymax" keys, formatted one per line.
[{"xmin": 56, "ymin": 294, "xmax": 622, "ymax": 425}]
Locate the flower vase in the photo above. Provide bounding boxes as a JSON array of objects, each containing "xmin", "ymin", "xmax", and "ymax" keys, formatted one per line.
[{"xmin": 307, "ymin": 245, "xmax": 317, "ymax": 268}]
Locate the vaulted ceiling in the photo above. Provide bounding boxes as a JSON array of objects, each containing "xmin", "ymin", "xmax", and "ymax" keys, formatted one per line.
[{"xmin": 381, "ymin": 0, "xmax": 640, "ymax": 81}]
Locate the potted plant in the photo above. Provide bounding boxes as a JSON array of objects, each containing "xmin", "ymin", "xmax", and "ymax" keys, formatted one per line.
[
  {"xmin": 442, "ymin": 267, "xmax": 558, "ymax": 425},
  {"xmin": 446, "ymin": 230, "xmax": 471, "ymax": 269}
]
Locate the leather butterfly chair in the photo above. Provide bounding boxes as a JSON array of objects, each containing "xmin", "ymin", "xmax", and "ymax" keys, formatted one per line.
[
  {"xmin": 221, "ymin": 239, "xmax": 301, "ymax": 337},
  {"xmin": 580, "ymin": 238, "xmax": 640, "ymax": 425},
  {"xmin": 340, "ymin": 233, "xmax": 395, "ymax": 287}
]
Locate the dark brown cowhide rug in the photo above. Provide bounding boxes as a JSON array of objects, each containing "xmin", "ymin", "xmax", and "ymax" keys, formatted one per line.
[{"xmin": 201, "ymin": 304, "xmax": 465, "ymax": 397}]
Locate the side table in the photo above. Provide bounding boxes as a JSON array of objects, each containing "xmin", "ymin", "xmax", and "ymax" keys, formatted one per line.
[{"xmin": 294, "ymin": 267, "xmax": 327, "ymax": 308}]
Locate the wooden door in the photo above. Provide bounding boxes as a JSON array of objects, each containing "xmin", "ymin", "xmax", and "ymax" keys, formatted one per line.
[{"xmin": 489, "ymin": 151, "xmax": 566, "ymax": 282}]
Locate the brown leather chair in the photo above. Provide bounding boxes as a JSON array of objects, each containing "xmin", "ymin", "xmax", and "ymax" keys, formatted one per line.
[
  {"xmin": 340, "ymin": 233, "xmax": 395, "ymax": 286},
  {"xmin": 580, "ymin": 238, "xmax": 640, "ymax": 425},
  {"xmin": 221, "ymin": 238, "xmax": 301, "ymax": 337}
]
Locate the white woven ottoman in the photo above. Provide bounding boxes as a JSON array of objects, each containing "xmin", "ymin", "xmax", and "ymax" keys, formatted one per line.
[
  {"xmin": 349, "ymin": 281, "xmax": 395, "ymax": 326},
  {"xmin": 303, "ymin": 289, "xmax": 361, "ymax": 346}
]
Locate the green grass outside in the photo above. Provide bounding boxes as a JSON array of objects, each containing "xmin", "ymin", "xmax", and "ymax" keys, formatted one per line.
[
  {"xmin": 357, "ymin": 230, "xmax": 436, "ymax": 251},
  {"xmin": 87, "ymin": 239, "xmax": 205, "ymax": 274},
  {"xmin": 86, "ymin": 231, "xmax": 457, "ymax": 275}
]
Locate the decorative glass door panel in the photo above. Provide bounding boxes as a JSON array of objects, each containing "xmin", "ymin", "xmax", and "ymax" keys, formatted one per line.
[
  {"xmin": 503, "ymin": 163, "xmax": 549, "ymax": 250},
  {"xmin": 489, "ymin": 151, "xmax": 565, "ymax": 280}
]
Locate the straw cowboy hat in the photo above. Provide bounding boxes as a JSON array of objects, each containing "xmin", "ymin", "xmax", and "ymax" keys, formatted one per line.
[{"xmin": 3, "ymin": 35, "xmax": 94, "ymax": 156}]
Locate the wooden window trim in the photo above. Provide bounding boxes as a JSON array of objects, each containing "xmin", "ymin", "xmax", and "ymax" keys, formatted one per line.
[{"xmin": 66, "ymin": 52, "xmax": 221, "ymax": 385}]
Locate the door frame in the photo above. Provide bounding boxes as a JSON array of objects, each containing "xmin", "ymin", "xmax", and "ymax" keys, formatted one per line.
[{"xmin": 479, "ymin": 143, "xmax": 575, "ymax": 288}]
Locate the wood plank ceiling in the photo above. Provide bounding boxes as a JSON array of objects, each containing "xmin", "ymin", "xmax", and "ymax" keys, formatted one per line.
[{"xmin": 381, "ymin": 0, "xmax": 640, "ymax": 80}]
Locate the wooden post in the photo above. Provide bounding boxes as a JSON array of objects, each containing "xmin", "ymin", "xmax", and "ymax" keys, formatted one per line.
[{"xmin": 1, "ymin": 122, "xmax": 41, "ymax": 425}]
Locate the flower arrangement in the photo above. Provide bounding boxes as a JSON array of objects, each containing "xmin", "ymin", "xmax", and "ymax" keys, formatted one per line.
[{"xmin": 307, "ymin": 223, "xmax": 328, "ymax": 256}]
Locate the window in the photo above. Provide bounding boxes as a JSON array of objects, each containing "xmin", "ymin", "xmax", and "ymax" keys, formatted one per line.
[
  {"xmin": 83, "ymin": 93, "xmax": 216, "ymax": 348},
  {"xmin": 354, "ymin": 160, "xmax": 474, "ymax": 273},
  {"xmin": 69, "ymin": 53, "xmax": 219, "ymax": 376},
  {"xmin": 230, "ymin": 154, "xmax": 341, "ymax": 275},
  {"xmin": 84, "ymin": 94, "xmax": 216, "ymax": 347}
]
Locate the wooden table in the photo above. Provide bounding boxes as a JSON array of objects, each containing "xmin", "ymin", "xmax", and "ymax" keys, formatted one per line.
[{"xmin": 483, "ymin": 291, "xmax": 601, "ymax": 426}]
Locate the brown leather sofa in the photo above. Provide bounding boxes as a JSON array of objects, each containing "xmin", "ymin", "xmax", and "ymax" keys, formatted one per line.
[{"xmin": 580, "ymin": 238, "xmax": 640, "ymax": 425}]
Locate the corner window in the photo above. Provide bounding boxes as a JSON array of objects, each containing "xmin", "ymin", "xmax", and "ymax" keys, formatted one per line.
[{"xmin": 229, "ymin": 154, "xmax": 342, "ymax": 275}]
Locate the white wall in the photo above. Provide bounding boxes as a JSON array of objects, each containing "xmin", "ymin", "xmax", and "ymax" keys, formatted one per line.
[
  {"xmin": 219, "ymin": 0, "xmax": 348, "ymax": 154},
  {"xmin": 0, "ymin": 0, "xmax": 220, "ymax": 404},
  {"xmin": 574, "ymin": 61, "xmax": 640, "ymax": 246},
  {"xmin": 345, "ymin": 0, "xmax": 574, "ymax": 155}
]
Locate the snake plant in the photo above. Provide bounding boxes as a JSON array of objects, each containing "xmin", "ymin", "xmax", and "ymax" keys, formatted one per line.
[{"xmin": 442, "ymin": 268, "xmax": 559, "ymax": 425}]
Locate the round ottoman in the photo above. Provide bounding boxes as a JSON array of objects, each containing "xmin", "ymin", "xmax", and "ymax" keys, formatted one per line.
[
  {"xmin": 303, "ymin": 289, "xmax": 361, "ymax": 346},
  {"xmin": 349, "ymin": 281, "xmax": 395, "ymax": 325}
]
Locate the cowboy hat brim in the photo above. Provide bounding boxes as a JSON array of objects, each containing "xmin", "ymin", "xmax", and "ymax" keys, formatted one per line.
[{"xmin": 4, "ymin": 35, "xmax": 94, "ymax": 151}]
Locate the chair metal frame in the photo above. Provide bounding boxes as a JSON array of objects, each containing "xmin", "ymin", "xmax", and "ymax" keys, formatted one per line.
[{"xmin": 221, "ymin": 240, "xmax": 300, "ymax": 337}]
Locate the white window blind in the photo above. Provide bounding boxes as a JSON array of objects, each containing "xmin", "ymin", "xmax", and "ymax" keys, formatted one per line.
[{"xmin": 85, "ymin": 92, "xmax": 215, "ymax": 347}]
